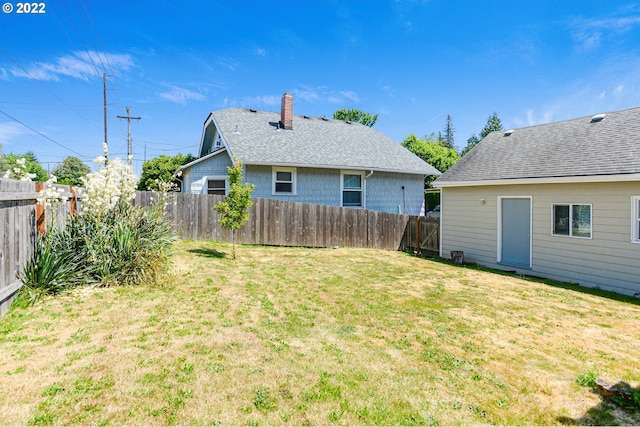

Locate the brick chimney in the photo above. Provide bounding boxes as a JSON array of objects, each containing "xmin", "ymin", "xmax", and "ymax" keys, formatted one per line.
[{"xmin": 280, "ymin": 92, "xmax": 293, "ymax": 130}]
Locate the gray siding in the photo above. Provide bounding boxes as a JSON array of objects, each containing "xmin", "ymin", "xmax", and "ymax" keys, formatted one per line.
[
  {"xmin": 441, "ymin": 182, "xmax": 640, "ymax": 295},
  {"xmin": 245, "ymin": 166, "xmax": 424, "ymax": 215},
  {"xmin": 183, "ymin": 152, "xmax": 233, "ymax": 193}
]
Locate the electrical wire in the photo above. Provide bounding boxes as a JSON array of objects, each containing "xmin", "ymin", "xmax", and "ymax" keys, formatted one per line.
[{"xmin": 0, "ymin": 109, "xmax": 89, "ymax": 159}]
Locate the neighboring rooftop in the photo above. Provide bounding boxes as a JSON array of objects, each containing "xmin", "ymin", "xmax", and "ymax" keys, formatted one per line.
[
  {"xmin": 435, "ymin": 105, "xmax": 640, "ymax": 185},
  {"xmin": 196, "ymin": 99, "xmax": 439, "ymax": 176}
]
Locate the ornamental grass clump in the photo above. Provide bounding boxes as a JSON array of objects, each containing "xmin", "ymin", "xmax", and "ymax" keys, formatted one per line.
[{"xmin": 17, "ymin": 148, "xmax": 175, "ymax": 305}]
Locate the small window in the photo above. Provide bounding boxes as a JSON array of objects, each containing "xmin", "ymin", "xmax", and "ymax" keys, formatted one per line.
[
  {"xmin": 632, "ymin": 197, "xmax": 640, "ymax": 243},
  {"xmin": 272, "ymin": 167, "xmax": 296, "ymax": 195},
  {"xmin": 342, "ymin": 171, "xmax": 364, "ymax": 207},
  {"xmin": 207, "ymin": 179, "xmax": 226, "ymax": 195},
  {"xmin": 552, "ymin": 204, "xmax": 591, "ymax": 238}
]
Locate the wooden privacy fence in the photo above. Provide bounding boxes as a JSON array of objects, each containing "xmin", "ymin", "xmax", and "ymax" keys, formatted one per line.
[
  {"xmin": 0, "ymin": 179, "xmax": 80, "ymax": 316},
  {"xmin": 135, "ymin": 191, "xmax": 410, "ymax": 251},
  {"xmin": 399, "ymin": 215, "xmax": 440, "ymax": 254}
]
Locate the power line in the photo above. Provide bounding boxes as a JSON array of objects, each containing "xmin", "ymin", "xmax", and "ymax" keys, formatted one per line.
[
  {"xmin": 0, "ymin": 49, "xmax": 101, "ymax": 129},
  {"xmin": 0, "ymin": 110, "xmax": 89, "ymax": 158}
]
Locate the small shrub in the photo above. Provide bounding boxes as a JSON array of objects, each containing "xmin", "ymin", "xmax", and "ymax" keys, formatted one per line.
[{"xmin": 17, "ymin": 234, "xmax": 83, "ymax": 306}]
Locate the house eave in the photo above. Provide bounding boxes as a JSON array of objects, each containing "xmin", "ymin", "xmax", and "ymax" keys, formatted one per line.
[
  {"xmin": 242, "ymin": 161, "xmax": 437, "ymax": 176},
  {"xmin": 177, "ymin": 147, "xmax": 228, "ymax": 172},
  {"xmin": 434, "ymin": 173, "xmax": 640, "ymax": 188}
]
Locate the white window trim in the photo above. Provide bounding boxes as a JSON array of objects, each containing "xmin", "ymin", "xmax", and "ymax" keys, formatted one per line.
[
  {"xmin": 272, "ymin": 167, "xmax": 297, "ymax": 195},
  {"xmin": 204, "ymin": 175, "xmax": 229, "ymax": 195},
  {"xmin": 551, "ymin": 203, "xmax": 593, "ymax": 239},
  {"xmin": 340, "ymin": 170, "xmax": 366, "ymax": 209},
  {"xmin": 631, "ymin": 196, "xmax": 640, "ymax": 243}
]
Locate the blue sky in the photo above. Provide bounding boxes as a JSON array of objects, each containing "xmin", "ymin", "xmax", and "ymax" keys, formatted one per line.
[{"xmin": 1, "ymin": 0, "xmax": 640, "ymax": 174}]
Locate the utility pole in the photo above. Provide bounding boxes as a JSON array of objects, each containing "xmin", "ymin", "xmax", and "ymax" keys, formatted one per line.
[
  {"xmin": 103, "ymin": 73, "xmax": 108, "ymax": 157},
  {"xmin": 117, "ymin": 107, "xmax": 141, "ymax": 164}
]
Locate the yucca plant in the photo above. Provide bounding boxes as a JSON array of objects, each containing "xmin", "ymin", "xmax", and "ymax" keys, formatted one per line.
[{"xmin": 17, "ymin": 234, "xmax": 79, "ymax": 306}]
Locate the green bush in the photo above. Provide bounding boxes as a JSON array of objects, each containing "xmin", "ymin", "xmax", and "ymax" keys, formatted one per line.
[{"xmin": 18, "ymin": 201, "xmax": 175, "ymax": 304}]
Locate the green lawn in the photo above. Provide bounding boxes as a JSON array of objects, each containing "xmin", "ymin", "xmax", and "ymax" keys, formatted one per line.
[{"xmin": 1, "ymin": 240, "xmax": 639, "ymax": 425}]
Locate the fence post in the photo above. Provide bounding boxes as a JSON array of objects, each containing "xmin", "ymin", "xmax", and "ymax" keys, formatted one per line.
[
  {"xmin": 415, "ymin": 215, "xmax": 420, "ymax": 254},
  {"xmin": 69, "ymin": 186, "xmax": 77, "ymax": 216},
  {"xmin": 35, "ymin": 181, "xmax": 46, "ymax": 235}
]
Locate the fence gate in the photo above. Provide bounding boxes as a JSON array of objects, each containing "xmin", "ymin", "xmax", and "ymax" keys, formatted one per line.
[{"xmin": 399, "ymin": 216, "xmax": 440, "ymax": 254}]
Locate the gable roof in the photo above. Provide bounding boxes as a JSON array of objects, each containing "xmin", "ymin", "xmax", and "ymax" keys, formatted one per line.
[
  {"xmin": 190, "ymin": 107, "xmax": 439, "ymax": 176},
  {"xmin": 435, "ymin": 105, "xmax": 640, "ymax": 187}
]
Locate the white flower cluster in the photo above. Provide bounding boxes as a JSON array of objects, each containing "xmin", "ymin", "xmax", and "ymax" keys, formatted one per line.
[
  {"xmin": 3, "ymin": 157, "xmax": 36, "ymax": 181},
  {"xmin": 37, "ymin": 175, "xmax": 66, "ymax": 208},
  {"xmin": 81, "ymin": 155, "xmax": 138, "ymax": 216}
]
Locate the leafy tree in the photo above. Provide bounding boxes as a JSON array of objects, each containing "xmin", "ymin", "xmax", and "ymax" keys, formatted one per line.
[
  {"xmin": 460, "ymin": 134, "xmax": 481, "ymax": 157},
  {"xmin": 480, "ymin": 112, "xmax": 503, "ymax": 138},
  {"xmin": 333, "ymin": 109, "xmax": 378, "ymax": 127},
  {"xmin": 441, "ymin": 114, "xmax": 455, "ymax": 149},
  {"xmin": 460, "ymin": 113, "xmax": 503, "ymax": 157},
  {"xmin": 52, "ymin": 156, "xmax": 91, "ymax": 186},
  {"xmin": 0, "ymin": 151, "xmax": 48, "ymax": 181},
  {"xmin": 213, "ymin": 160, "xmax": 255, "ymax": 259},
  {"xmin": 138, "ymin": 153, "xmax": 195, "ymax": 191},
  {"xmin": 402, "ymin": 133, "xmax": 460, "ymax": 187}
]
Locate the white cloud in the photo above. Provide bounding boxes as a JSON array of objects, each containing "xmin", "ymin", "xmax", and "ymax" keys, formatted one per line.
[
  {"xmin": 0, "ymin": 122, "xmax": 28, "ymax": 145},
  {"xmin": 9, "ymin": 51, "xmax": 133, "ymax": 81},
  {"xmin": 570, "ymin": 15, "xmax": 640, "ymax": 51},
  {"xmin": 158, "ymin": 85, "xmax": 206, "ymax": 104},
  {"xmin": 292, "ymin": 87, "xmax": 362, "ymax": 105}
]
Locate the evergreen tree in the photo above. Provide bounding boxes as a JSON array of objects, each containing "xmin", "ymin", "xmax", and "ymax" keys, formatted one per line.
[
  {"xmin": 480, "ymin": 112, "xmax": 503, "ymax": 138},
  {"xmin": 441, "ymin": 114, "xmax": 455, "ymax": 149},
  {"xmin": 460, "ymin": 134, "xmax": 481, "ymax": 156}
]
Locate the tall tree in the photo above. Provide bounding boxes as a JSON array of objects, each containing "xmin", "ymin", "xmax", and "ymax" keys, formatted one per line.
[
  {"xmin": 213, "ymin": 160, "xmax": 255, "ymax": 259},
  {"xmin": 138, "ymin": 153, "xmax": 195, "ymax": 191},
  {"xmin": 441, "ymin": 115, "xmax": 455, "ymax": 149},
  {"xmin": 461, "ymin": 113, "xmax": 504, "ymax": 157},
  {"xmin": 480, "ymin": 112, "xmax": 503, "ymax": 138},
  {"xmin": 52, "ymin": 156, "xmax": 91, "ymax": 186},
  {"xmin": 333, "ymin": 109, "xmax": 378, "ymax": 127},
  {"xmin": 402, "ymin": 133, "xmax": 460, "ymax": 188},
  {"xmin": 460, "ymin": 134, "xmax": 481, "ymax": 157}
]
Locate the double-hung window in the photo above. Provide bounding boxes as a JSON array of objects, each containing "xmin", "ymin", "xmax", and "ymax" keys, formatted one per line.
[
  {"xmin": 632, "ymin": 197, "xmax": 640, "ymax": 243},
  {"xmin": 341, "ymin": 171, "xmax": 364, "ymax": 208},
  {"xmin": 207, "ymin": 178, "xmax": 227, "ymax": 195},
  {"xmin": 272, "ymin": 167, "xmax": 296, "ymax": 195},
  {"xmin": 552, "ymin": 203, "xmax": 592, "ymax": 238}
]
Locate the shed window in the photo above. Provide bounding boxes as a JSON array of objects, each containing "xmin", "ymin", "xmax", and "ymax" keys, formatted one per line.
[
  {"xmin": 552, "ymin": 204, "xmax": 591, "ymax": 238},
  {"xmin": 272, "ymin": 167, "xmax": 296, "ymax": 195}
]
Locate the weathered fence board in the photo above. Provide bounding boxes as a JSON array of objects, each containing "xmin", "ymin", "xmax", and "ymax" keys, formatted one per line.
[
  {"xmin": 0, "ymin": 179, "xmax": 37, "ymax": 315},
  {"xmin": 0, "ymin": 179, "xmax": 83, "ymax": 316},
  {"xmin": 135, "ymin": 191, "xmax": 410, "ymax": 251},
  {"xmin": 399, "ymin": 215, "xmax": 440, "ymax": 254}
]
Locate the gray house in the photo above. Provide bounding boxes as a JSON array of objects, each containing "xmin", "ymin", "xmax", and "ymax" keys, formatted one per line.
[
  {"xmin": 178, "ymin": 93, "xmax": 439, "ymax": 215},
  {"xmin": 434, "ymin": 106, "xmax": 640, "ymax": 296}
]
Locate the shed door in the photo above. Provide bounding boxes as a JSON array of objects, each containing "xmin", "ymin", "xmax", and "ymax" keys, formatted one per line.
[{"xmin": 500, "ymin": 198, "xmax": 531, "ymax": 268}]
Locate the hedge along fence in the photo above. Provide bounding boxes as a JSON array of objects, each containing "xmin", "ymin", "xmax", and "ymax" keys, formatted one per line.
[
  {"xmin": 135, "ymin": 191, "xmax": 410, "ymax": 251},
  {"xmin": 0, "ymin": 179, "xmax": 80, "ymax": 316}
]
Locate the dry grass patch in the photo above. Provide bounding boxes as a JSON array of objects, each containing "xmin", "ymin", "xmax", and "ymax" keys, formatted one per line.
[{"xmin": 1, "ymin": 240, "xmax": 640, "ymax": 425}]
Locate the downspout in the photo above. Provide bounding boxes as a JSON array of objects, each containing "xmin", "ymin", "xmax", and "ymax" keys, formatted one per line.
[{"xmin": 364, "ymin": 170, "xmax": 373, "ymax": 209}]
